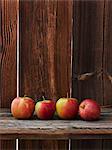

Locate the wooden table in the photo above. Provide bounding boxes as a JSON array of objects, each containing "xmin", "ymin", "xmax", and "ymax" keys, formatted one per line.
[{"xmin": 0, "ymin": 108, "xmax": 112, "ymax": 140}]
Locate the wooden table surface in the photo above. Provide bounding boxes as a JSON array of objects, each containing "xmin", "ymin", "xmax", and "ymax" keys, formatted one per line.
[{"xmin": 0, "ymin": 108, "xmax": 112, "ymax": 140}]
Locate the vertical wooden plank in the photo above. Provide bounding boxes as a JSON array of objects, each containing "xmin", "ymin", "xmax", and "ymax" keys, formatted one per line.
[
  {"xmin": 103, "ymin": 0, "xmax": 112, "ymax": 106},
  {"xmin": 72, "ymin": 0, "xmax": 104, "ymax": 104},
  {"xmin": 0, "ymin": 0, "xmax": 17, "ymax": 108},
  {"xmin": 72, "ymin": 140, "xmax": 102, "ymax": 150},
  {"xmin": 0, "ymin": 0, "xmax": 17, "ymax": 149},
  {"xmin": 19, "ymin": 0, "xmax": 57, "ymax": 100},
  {"xmin": 103, "ymin": 1, "xmax": 112, "ymax": 150},
  {"xmin": 0, "ymin": 140, "xmax": 16, "ymax": 150},
  {"xmin": 55, "ymin": 0, "xmax": 72, "ymax": 98},
  {"xmin": 20, "ymin": 140, "xmax": 68, "ymax": 150},
  {"xmin": 72, "ymin": 1, "xmax": 104, "ymax": 150},
  {"xmin": 19, "ymin": 0, "xmax": 72, "ymax": 150},
  {"xmin": 103, "ymin": 140, "xmax": 112, "ymax": 150},
  {"xmin": 19, "ymin": 140, "xmax": 39, "ymax": 150}
]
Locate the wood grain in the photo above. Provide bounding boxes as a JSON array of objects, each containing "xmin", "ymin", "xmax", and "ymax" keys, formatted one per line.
[
  {"xmin": 103, "ymin": 1, "xmax": 112, "ymax": 150},
  {"xmin": 72, "ymin": 1, "xmax": 104, "ymax": 150},
  {"xmin": 20, "ymin": 0, "xmax": 72, "ymax": 149},
  {"xmin": 19, "ymin": 140, "xmax": 68, "ymax": 150},
  {"xmin": 0, "ymin": 0, "xmax": 17, "ymax": 149},
  {"xmin": 1, "ymin": 108, "xmax": 112, "ymax": 140},
  {"xmin": 0, "ymin": 0, "xmax": 17, "ymax": 108},
  {"xmin": 72, "ymin": 0, "xmax": 104, "ymax": 104},
  {"xmin": 55, "ymin": 0, "xmax": 72, "ymax": 99},
  {"xmin": 103, "ymin": 1, "xmax": 112, "ymax": 106},
  {"xmin": 102, "ymin": 140, "xmax": 112, "ymax": 150},
  {"xmin": 20, "ymin": 0, "xmax": 57, "ymax": 100},
  {"xmin": 20, "ymin": 0, "xmax": 72, "ymax": 100},
  {"xmin": 0, "ymin": 139, "xmax": 16, "ymax": 150},
  {"xmin": 71, "ymin": 139, "xmax": 102, "ymax": 150}
]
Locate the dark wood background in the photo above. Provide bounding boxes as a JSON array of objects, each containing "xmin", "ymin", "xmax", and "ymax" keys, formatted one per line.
[{"xmin": 0, "ymin": 0, "xmax": 112, "ymax": 149}]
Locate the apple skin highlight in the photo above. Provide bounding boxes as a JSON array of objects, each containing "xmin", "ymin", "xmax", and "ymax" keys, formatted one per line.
[
  {"xmin": 35, "ymin": 100, "xmax": 56, "ymax": 120},
  {"xmin": 56, "ymin": 98, "xmax": 79, "ymax": 119},
  {"xmin": 11, "ymin": 97, "xmax": 35, "ymax": 119}
]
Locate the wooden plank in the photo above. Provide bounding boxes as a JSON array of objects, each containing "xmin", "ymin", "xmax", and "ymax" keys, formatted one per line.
[
  {"xmin": 102, "ymin": 140, "xmax": 112, "ymax": 150},
  {"xmin": 72, "ymin": 1, "xmax": 104, "ymax": 150},
  {"xmin": 103, "ymin": 1, "xmax": 112, "ymax": 150},
  {"xmin": 103, "ymin": 1, "xmax": 112, "ymax": 105},
  {"xmin": 2, "ymin": 134, "xmax": 112, "ymax": 141},
  {"xmin": 19, "ymin": 0, "xmax": 57, "ymax": 99},
  {"xmin": 0, "ymin": 140, "xmax": 16, "ymax": 150},
  {"xmin": 72, "ymin": 0, "xmax": 104, "ymax": 104},
  {"xmin": 20, "ymin": 0, "xmax": 72, "ymax": 149},
  {"xmin": 55, "ymin": 0, "xmax": 72, "ymax": 99},
  {"xmin": 71, "ymin": 140, "xmax": 102, "ymax": 150},
  {"xmin": 0, "ymin": 0, "xmax": 17, "ymax": 149},
  {"xmin": 0, "ymin": 0, "xmax": 17, "ymax": 108},
  {"xmin": 19, "ymin": 140, "xmax": 68, "ymax": 150},
  {"xmin": 1, "ymin": 108, "xmax": 112, "ymax": 139},
  {"xmin": 19, "ymin": 140, "xmax": 39, "ymax": 150}
]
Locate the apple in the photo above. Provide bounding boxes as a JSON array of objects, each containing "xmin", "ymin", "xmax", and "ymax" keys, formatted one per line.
[
  {"xmin": 35, "ymin": 100, "xmax": 56, "ymax": 120},
  {"xmin": 56, "ymin": 98, "xmax": 79, "ymax": 119},
  {"xmin": 79, "ymin": 99, "xmax": 101, "ymax": 121},
  {"xmin": 11, "ymin": 96, "xmax": 35, "ymax": 119}
]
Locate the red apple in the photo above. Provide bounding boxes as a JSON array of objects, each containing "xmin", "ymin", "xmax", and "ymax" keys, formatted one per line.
[
  {"xmin": 11, "ymin": 97, "xmax": 35, "ymax": 119},
  {"xmin": 35, "ymin": 100, "xmax": 55, "ymax": 120},
  {"xmin": 79, "ymin": 99, "xmax": 101, "ymax": 121},
  {"xmin": 56, "ymin": 98, "xmax": 79, "ymax": 119}
]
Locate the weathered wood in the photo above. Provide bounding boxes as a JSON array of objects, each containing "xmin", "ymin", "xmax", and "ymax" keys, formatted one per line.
[
  {"xmin": 0, "ymin": 0, "xmax": 17, "ymax": 108},
  {"xmin": 0, "ymin": 0, "xmax": 17, "ymax": 149},
  {"xmin": 72, "ymin": 0, "xmax": 104, "ymax": 104},
  {"xmin": 20, "ymin": 0, "xmax": 72, "ymax": 149},
  {"xmin": 102, "ymin": 140, "xmax": 112, "ymax": 150},
  {"xmin": 72, "ymin": 1, "xmax": 104, "ymax": 150},
  {"xmin": 0, "ymin": 108, "xmax": 112, "ymax": 140},
  {"xmin": 55, "ymin": 0, "xmax": 72, "ymax": 99},
  {"xmin": 19, "ymin": 140, "xmax": 39, "ymax": 150},
  {"xmin": 71, "ymin": 139, "xmax": 102, "ymax": 150},
  {"xmin": 20, "ymin": 0, "xmax": 57, "ymax": 99},
  {"xmin": 0, "ymin": 139, "xmax": 16, "ymax": 150},
  {"xmin": 103, "ymin": 1, "xmax": 112, "ymax": 150},
  {"xmin": 19, "ymin": 140, "xmax": 68, "ymax": 150},
  {"xmin": 103, "ymin": 1, "xmax": 112, "ymax": 106},
  {"xmin": 20, "ymin": 1, "xmax": 72, "ymax": 99}
]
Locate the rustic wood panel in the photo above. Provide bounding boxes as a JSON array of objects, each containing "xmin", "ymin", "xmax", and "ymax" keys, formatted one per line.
[
  {"xmin": 71, "ymin": 139, "xmax": 102, "ymax": 150},
  {"xmin": 72, "ymin": 1, "xmax": 104, "ymax": 150},
  {"xmin": 20, "ymin": 0, "xmax": 57, "ymax": 100},
  {"xmin": 1, "ymin": 108, "xmax": 112, "ymax": 139},
  {"xmin": 103, "ymin": 1, "xmax": 112, "ymax": 150},
  {"xmin": 0, "ymin": 0, "xmax": 17, "ymax": 108},
  {"xmin": 55, "ymin": 0, "xmax": 72, "ymax": 99},
  {"xmin": 20, "ymin": 0, "xmax": 72, "ymax": 100},
  {"xmin": 72, "ymin": 0, "xmax": 104, "ymax": 104},
  {"xmin": 103, "ymin": 0, "xmax": 112, "ymax": 106},
  {"xmin": 20, "ymin": 0, "xmax": 72, "ymax": 149},
  {"xmin": 0, "ymin": 140, "xmax": 16, "ymax": 150},
  {"xmin": 0, "ymin": 0, "xmax": 17, "ymax": 149},
  {"xmin": 102, "ymin": 140, "xmax": 112, "ymax": 150},
  {"xmin": 19, "ymin": 140, "xmax": 68, "ymax": 150}
]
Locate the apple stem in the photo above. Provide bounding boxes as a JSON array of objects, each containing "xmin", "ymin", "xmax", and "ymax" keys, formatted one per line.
[
  {"xmin": 80, "ymin": 105, "xmax": 85, "ymax": 109},
  {"xmin": 67, "ymin": 92, "xmax": 69, "ymax": 98},
  {"xmin": 42, "ymin": 96, "xmax": 45, "ymax": 100}
]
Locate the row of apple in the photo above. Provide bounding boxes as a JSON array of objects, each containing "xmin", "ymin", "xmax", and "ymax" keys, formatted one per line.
[{"xmin": 11, "ymin": 97, "xmax": 101, "ymax": 121}]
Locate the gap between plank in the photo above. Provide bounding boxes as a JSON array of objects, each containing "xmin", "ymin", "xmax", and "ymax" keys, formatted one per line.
[
  {"xmin": 16, "ymin": 0, "xmax": 19, "ymax": 150},
  {"xmin": 17, "ymin": 0, "xmax": 19, "ymax": 97}
]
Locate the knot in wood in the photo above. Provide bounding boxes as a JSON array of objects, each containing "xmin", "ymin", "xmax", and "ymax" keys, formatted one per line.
[{"xmin": 73, "ymin": 72, "xmax": 96, "ymax": 81}]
